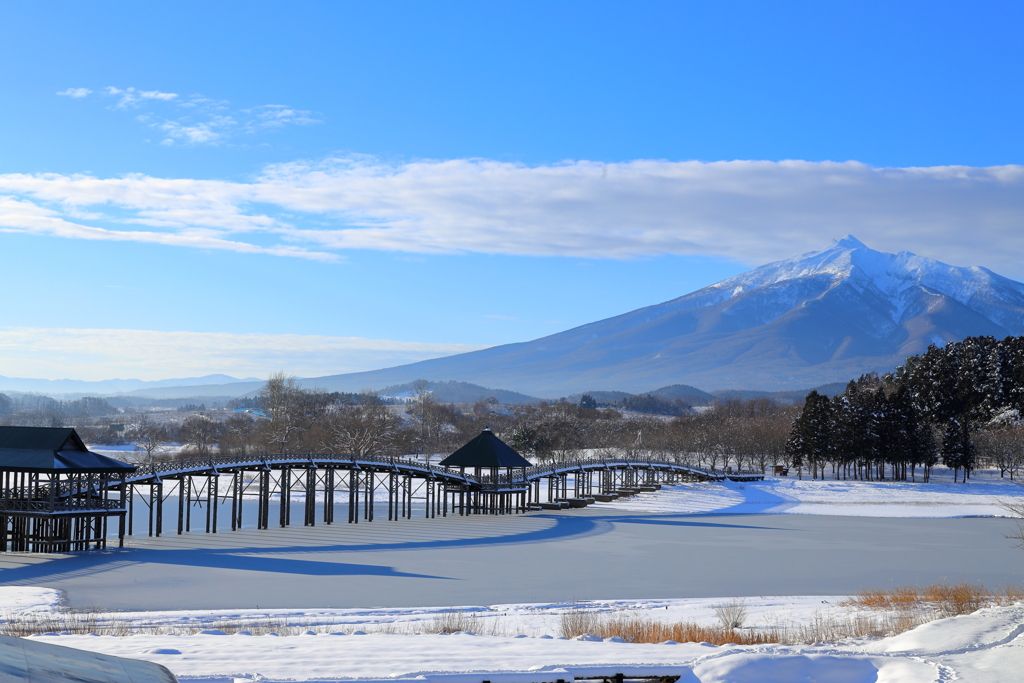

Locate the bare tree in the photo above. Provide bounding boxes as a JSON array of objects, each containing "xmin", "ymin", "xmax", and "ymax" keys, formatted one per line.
[
  {"xmin": 256, "ymin": 374, "xmax": 307, "ymax": 454},
  {"xmin": 1001, "ymin": 498, "xmax": 1024, "ymax": 549},
  {"xmin": 976, "ymin": 426, "xmax": 1024, "ymax": 480},
  {"xmin": 219, "ymin": 413, "xmax": 260, "ymax": 456},
  {"xmin": 130, "ymin": 414, "xmax": 169, "ymax": 464},
  {"xmin": 322, "ymin": 395, "xmax": 399, "ymax": 457},
  {"xmin": 407, "ymin": 384, "xmax": 454, "ymax": 463},
  {"xmin": 180, "ymin": 414, "xmax": 220, "ymax": 458}
]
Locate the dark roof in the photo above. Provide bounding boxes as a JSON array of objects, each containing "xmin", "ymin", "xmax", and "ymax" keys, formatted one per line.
[
  {"xmin": 0, "ymin": 426, "xmax": 136, "ymax": 474},
  {"xmin": 439, "ymin": 430, "xmax": 532, "ymax": 468}
]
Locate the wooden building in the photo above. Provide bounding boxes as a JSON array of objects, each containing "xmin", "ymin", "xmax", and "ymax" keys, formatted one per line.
[
  {"xmin": 0, "ymin": 426, "xmax": 136, "ymax": 552},
  {"xmin": 439, "ymin": 429, "xmax": 531, "ymax": 514}
]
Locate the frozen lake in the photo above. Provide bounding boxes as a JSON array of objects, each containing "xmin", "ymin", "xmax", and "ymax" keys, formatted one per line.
[{"xmin": 1, "ymin": 508, "xmax": 1021, "ymax": 610}]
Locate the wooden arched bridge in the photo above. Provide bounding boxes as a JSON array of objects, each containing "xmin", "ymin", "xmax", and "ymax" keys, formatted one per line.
[
  {"xmin": 1, "ymin": 427, "xmax": 763, "ymax": 552},
  {"xmin": 116, "ymin": 452, "xmax": 762, "ymax": 539}
]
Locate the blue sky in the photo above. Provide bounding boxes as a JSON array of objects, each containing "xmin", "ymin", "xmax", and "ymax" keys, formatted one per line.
[{"xmin": 1, "ymin": 1, "xmax": 1022, "ymax": 381}]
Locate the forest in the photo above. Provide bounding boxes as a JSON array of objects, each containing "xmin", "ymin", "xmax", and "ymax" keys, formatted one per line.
[{"xmin": 786, "ymin": 335, "xmax": 1024, "ymax": 482}]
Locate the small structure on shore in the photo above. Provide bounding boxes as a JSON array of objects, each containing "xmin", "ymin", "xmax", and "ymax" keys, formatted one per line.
[
  {"xmin": 439, "ymin": 429, "xmax": 532, "ymax": 515},
  {"xmin": 0, "ymin": 426, "xmax": 136, "ymax": 552}
]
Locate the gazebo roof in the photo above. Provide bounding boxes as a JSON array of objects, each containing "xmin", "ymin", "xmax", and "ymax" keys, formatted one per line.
[
  {"xmin": 439, "ymin": 430, "xmax": 532, "ymax": 468},
  {"xmin": 0, "ymin": 426, "xmax": 136, "ymax": 474}
]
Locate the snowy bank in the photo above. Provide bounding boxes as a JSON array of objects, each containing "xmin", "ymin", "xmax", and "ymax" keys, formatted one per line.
[
  {"xmin": 590, "ymin": 467, "xmax": 1024, "ymax": 517},
  {"xmin": 4, "ymin": 588, "xmax": 1024, "ymax": 683}
]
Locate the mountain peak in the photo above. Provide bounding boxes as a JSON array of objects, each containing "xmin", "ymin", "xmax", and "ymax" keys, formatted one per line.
[
  {"xmin": 286, "ymin": 239, "xmax": 1024, "ymax": 396},
  {"xmin": 832, "ymin": 234, "xmax": 868, "ymax": 249}
]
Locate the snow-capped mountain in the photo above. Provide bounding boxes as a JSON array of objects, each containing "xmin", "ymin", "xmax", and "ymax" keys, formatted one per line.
[{"xmin": 299, "ymin": 237, "xmax": 1024, "ymax": 394}]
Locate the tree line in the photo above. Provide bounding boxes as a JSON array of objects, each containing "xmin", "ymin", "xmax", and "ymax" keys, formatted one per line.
[
  {"xmin": 0, "ymin": 394, "xmax": 117, "ymax": 426},
  {"xmin": 786, "ymin": 335, "xmax": 1024, "ymax": 482},
  {"xmin": 123, "ymin": 374, "xmax": 797, "ymax": 474}
]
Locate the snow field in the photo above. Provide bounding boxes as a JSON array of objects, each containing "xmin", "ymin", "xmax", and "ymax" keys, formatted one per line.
[
  {"xmin": 0, "ymin": 588, "xmax": 853, "ymax": 638},
  {"xmin": 6, "ymin": 588, "xmax": 1024, "ymax": 682}
]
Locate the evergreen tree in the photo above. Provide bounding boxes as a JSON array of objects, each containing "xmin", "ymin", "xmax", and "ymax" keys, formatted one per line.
[{"xmin": 941, "ymin": 417, "xmax": 976, "ymax": 482}]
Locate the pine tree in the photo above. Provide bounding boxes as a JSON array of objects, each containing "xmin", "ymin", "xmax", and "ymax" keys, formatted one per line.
[{"xmin": 941, "ymin": 417, "xmax": 976, "ymax": 483}]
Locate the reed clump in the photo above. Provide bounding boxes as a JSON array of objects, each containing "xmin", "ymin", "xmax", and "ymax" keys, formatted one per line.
[
  {"xmin": 558, "ymin": 607, "xmax": 774, "ymax": 646},
  {"xmin": 423, "ymin": 610, "xmax": 481, "ymax": 634},
  {"xmin": 840, "ymin": 582, "xmax": 1024, "ymax": 616}
]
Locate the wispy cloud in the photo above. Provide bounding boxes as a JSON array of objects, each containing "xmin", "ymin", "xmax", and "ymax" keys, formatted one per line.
[
  {"xmin": 56, "ymin": 87, "xmax": 91, "ymax": 98},
  {"xmin": 2, "ymin": 158, "xmax": 1024, "ymax": 274},
  {"xmin": 0, "ymin": 327, "xmax": 484, "ymax": 381},
  {"xmin": 55, "ymin": 85, "xmax": 320, "ymax": 145},
  {"xmin": 104, "ymin": 86, "xmax": 179, "ymax": 108}
]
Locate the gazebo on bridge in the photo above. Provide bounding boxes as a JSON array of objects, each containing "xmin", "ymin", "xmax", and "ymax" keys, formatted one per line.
[
  {"xmin": 0, "ymin": 426, "xmax": 135, "ymax": 552},
  {"xmin": 439, "ymin": 429, "xmax": 532, "ymax": 514}
]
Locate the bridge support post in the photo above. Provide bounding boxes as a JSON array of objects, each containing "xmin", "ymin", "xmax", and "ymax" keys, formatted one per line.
[
  {"xmin": 185, "ymin": 477, "xmax": 193, "ymax": 533},
  {"xmin": 127, "ymin": 484, "xmax": 134, "ymax": 537},
  {"xmin": 305, "ymin": 468, "xmax": 316, "ymax": 526},
  {"xmin": 177, "ymin": 478, "xmax": 185, "ymax": 535},
  {"xmin": 230, "ymin": 471, "xmax": 240, "ymax": 531},
  {"xmin": 210, "ymin": 475, "xmax": 219, "ymax": 533},
  {"xmin": 258, "ymin": 470, "xmax": 270, "ymax": 530},
  {"xmin": 155, "ymin": 481, "xmax": 163, "ymax": 536},
  {"xmin": 365, "ymin": 471, "xmax": 374, "ymax": 522},
  {"xmin": 324, "ymin": 468, "xmax": 335, "ymax": 524},
  {"xmin": 279, "ymin": 468, "xmax": 289, "ymax": 528},
  {"xmin": 347, "ymin": 470, "xmax": 358, "ymax": 524}
]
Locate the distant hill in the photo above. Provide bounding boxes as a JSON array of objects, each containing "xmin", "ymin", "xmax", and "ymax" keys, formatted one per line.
[
  {"xmin": 0, "ymin": 374, "xmax": 261, "ymax": 397},
  {"xmin": 648, "ymin": 384, "xmax": 715, "ymax": 405},
  {"xmin": 710, "ymin": 382, "xmax": 850, "ymax": 404},
  {"xmin": 379, "ymin": 380, "xmax": 541, "ymax": 405},
  {"xmin": 566, "ymin": 390, "xmax": 634, "ymax": 405}
]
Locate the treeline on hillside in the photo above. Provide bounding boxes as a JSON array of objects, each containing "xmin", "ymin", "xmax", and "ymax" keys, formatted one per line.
[
  {"xmin": 578, "ymin": 392, "xmax": 692, "ymax": 416},
  {"xmin": 133, "ymin": 374, "xmax": 796, "ymax": 473},
  {"xmin": 0, "ymin": 394, "xmax": 117, "ymax": 425},
  {"xmin": 786, "ymin": 335, "xmax": 1024, "ymax": 483}
]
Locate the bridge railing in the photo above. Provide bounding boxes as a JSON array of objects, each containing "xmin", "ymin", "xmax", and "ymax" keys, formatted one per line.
[
  {"xmin": 477, "ymin": 457, "xmax": 764, "ymax": 484},
  {"xmin": 114, "ymin": 452, "xmax": 761, "ymax": 491},
  {"xmin": 520, "ymin": 457, "xmax": 721, "ymax": 481},
  {"xmin": 127, "ymin": 452, "xmax": 470, "ymax": 480},
  {"xmin": 123, "ymin": 453, "xmax": 526, "ymax": 491}
]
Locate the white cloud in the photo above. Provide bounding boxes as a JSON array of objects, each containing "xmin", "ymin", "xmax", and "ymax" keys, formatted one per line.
[
  {"xmin": 0, "ymin": 327, "xmax": 484, "ymax": 382},
  {"xmin": 56, "ymin": 87, "xmax": 91, "ymax": 98},
  {"xmin": 0, "ymin": 194, "xmax": 336, "ymax": 261},
  {"xmin": 139, "ymin": 90, "xmax": 178, "ymax": 101},
  {"xmin": 243, "ymin": 104, "xmax": 320, "ymax": 132},
  {"xmin": 64, "ymin": 86, "xmax": 320, "ymax": 145},
  {"xmin": 2, "ymin": 158, "xmax": 1024, "ymax": 275}
]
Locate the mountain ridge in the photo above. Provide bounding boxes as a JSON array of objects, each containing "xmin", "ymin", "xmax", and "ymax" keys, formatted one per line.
[
  {"xmin": 295, "ymin": 236, "xmax": 1024, "ymax": 394},
  {"xmin": 6, "ymin": 237, "xmax": 1021, "ymax": 398}
]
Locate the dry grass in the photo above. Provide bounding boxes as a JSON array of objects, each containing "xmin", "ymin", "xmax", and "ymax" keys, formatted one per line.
[
  {"xmin": 558, "ymin": 607, "xmax": 775, "ymax": 646},
  {"xmin": 420, "ymin": 610, "xmax": 507, "ymax": 636},
  {"xmin": 0, "ymin": 608, "xmax": 507, "ymax": 639},
  {"xmin": 0, "ymin": 610, "xmax": 394, "ymax": 638},
  {"xmin": 840, "ymin": 582, "xmax": 1024, "ymax": 617},
  {"xmin": 712, "ymin": 599, "xmax": 748, "ymax": 629},
  {"xmin": 6, "ymin": 583, "xmax": 1022, "ymax": 644},
  {"xmin": 560, "ymin": 582, "xmax": 1024, "ymax": 646}
]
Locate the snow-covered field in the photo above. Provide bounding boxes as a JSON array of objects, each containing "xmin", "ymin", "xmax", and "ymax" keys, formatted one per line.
[
  {"xmin": 590, "ymin": 467, "xmax": 1024, "ymax": 517},
  {"xmin": 4, "ymin": 587, "xmax": 1024, "ymax": 683}
]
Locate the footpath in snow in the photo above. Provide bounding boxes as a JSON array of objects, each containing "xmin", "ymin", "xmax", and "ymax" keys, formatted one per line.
[{"xmin": 588, "ymin": 466, "xmax": 1024, "ymax": 517}]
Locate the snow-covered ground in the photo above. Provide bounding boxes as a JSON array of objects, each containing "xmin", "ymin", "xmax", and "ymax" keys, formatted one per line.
[
  {"xmin": 5, "ymin": 471, "xmax": 1024, "ymax": 681},
  {"xmin": 4, "ymin": 587, "xmax": 1024, "ymax": 683},
  {"xmin": 0, "ymin": 587, "xmax": 847, "ymax": 638},
  {"xmin": 589, "ymin": 467, "xmax": 1024, "ymax": 517}
]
